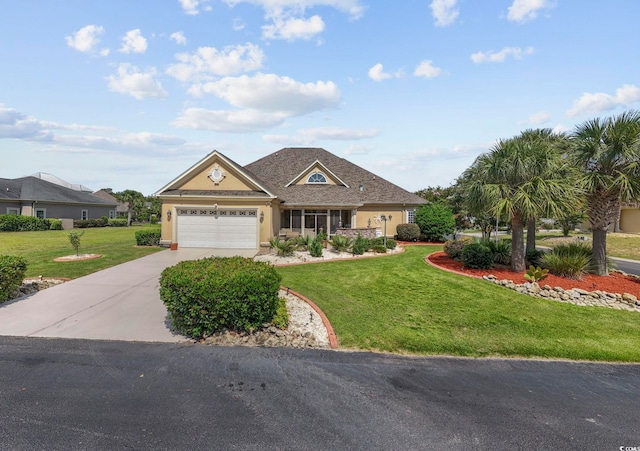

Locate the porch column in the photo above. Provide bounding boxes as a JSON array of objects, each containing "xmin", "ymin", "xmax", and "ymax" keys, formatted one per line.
[{"xmin": 351, "ymin": 209, "xmax": 357, "ymax": 228}]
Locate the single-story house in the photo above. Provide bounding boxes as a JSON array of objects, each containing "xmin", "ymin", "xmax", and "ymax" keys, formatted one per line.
[
  {"xmin": 0, "ymin": 175, "xmax": 117, "ymax": 220},
  {"xmin": 155, "ymin": 147, "xmax": 426, "ymax": 250},
  {"xmin": 92, "ymin": 190, "xmax": 129, "ymax": 218}
]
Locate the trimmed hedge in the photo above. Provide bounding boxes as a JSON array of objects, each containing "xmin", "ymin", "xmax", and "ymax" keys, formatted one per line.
[
  {"xmin": 135, "ymin": 229, "xmax": 161, "ymax": 246},
  {"xmin": 0, "ymin": 214, "xmax": 50, "ymax": 232},
  {"xmin": 74, "ymin": 217, "xmax": 108, "ymax": 228},
  {"xmin": 108, "ymin": 218, "xmax": 128, "ymax": 227},
  {"xmin": 396, "ymin": 223, "xmax": 421, "ymax": 241},
  {"xmin": 48, "ymin": 218, "xmax": 63, "ymax": 230},
  {"xmin": 0, "ymin": 255, "xmax": 28, "ymax": 303},
  {"xmin": 159, "ymin": 257, "xmax": 282, "ymax": 338}
]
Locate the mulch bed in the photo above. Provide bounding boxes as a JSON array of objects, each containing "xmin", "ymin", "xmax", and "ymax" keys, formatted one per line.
[{"xmin": 428, "ymin": 251, "xmax": 640, "ymax": 298}]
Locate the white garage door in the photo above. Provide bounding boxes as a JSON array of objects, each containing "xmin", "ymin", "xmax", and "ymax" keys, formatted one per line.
[{"xmin": 177, "ymin": 208, "xmax": 258, "ymax": 249}]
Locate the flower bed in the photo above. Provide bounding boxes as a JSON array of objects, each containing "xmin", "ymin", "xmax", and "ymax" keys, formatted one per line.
[{"xmin": 428, "ymin": 251, "xmax": 640, "ymax": 298}]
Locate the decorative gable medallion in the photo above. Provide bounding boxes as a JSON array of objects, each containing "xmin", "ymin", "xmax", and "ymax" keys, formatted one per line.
[{"xmin": 208, "ymin": 164, "xmax": 226, "ymax": 185}]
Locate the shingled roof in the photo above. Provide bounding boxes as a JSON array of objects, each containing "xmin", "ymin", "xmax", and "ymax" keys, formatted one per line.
[
  {"xmin": 244, "ymin": 148, "xmax": 426, "ymax": 207},
  {"xmin": 0, "ymin": 176, "xmax": 116, "ymax": 206}
]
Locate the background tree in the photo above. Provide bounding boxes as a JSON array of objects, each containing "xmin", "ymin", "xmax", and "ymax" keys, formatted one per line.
[
  {"xmin": 570, "ymin": 110, "xmax": 640, "ymax": 275},
  {"xmin": 113, "ymin": 190, "xmax": 145, "ymax": 226},
  {"xmin": 463, "ymin": 137, "xmax": 579, "ymax": 272},
  {"xmin": 415, "ymin": 203, "xmax": 455, "ymax": 242}
]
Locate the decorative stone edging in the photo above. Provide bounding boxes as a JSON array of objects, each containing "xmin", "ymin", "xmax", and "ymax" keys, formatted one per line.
[
  {"xmin": 283, "ymin": 286, "xmax": 338, "ymax": 349},
  {"xmin": 482, "ymin": 275, "xmax": 640, "ymax": 313}
]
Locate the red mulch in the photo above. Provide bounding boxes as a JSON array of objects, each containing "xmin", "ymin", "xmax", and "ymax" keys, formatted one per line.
[{"xmin": 427, "ymin": 251, "xmax": 640, "ymax": 298}]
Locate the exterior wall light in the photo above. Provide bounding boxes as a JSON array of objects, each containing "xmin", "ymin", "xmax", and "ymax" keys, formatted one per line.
[
  {"xmin": 260, "ymin": 211, "xmax": 264, "ymax": 220},
  {"xmin": 166, "ymin": 210, "xmax": 172, "ymax": 221}
]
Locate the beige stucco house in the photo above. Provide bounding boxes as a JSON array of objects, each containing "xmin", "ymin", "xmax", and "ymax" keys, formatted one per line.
[{"xmin": 155, "ymin": 147, "xmax": 426, "ymax": 250}]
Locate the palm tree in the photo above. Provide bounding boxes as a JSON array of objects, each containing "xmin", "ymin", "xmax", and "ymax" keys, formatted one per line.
[
  {"xmin": 517, "ymin": 128, "xmax": 571, "ymax": 252},
  {"xmin": 570, "ymin": 110, "xmax": 640, "ymax": 275},
  {"xmin": 464, "ymin": 136, "xmax": 579, "ymax": 272},
  {"xmin": 114, "ymin": 189, "xmax": 145, "ymax": 226}
]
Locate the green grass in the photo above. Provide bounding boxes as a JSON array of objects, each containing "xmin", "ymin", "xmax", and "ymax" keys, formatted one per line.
[
  {"xmin": 277, "ymin": 245, "xmax": 640, "ymax": 361},
  {"xmin": 535, "ymin": 231, "xmax": 640, "ymax": 260},
  {"xmin": 0, "ymin": 225, "xmax": 164, "ymax": 279}
]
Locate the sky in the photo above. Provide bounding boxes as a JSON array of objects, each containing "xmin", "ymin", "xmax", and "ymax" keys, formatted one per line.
[{"xmin": 1, "ymin": 0, "xmax": 639, "ymax": 196}]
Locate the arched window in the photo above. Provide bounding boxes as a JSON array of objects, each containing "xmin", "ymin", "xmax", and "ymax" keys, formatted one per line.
[{"xmin": 307, "ymin": 172, "xmax": 327, "ymax": 184}]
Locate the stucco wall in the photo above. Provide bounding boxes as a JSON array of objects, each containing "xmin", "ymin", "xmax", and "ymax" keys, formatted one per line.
[
  {"xmin": 620, "ymin": 208, "xmax": 640, "ymax": 233},
  {"xmin": 180, "ymin": 164, "xmax": 255, "ymax": 191},
  {"xmin": 354, "ymin": 206, "xmax": 407, "ymax": 237}
]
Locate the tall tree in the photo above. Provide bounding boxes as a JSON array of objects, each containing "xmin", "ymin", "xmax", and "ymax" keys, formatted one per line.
[
  {"xmin": 570, "ymin": 110, "xmax": 640, "ymax": 275},
  {"xmin": 463, "ymin": 136, "xmax": 579, "ymax": 272},
  {"xmin": 114, "ymin": 189, "xmax": 145, "ymax": 226},
  {"xmin": 517, "ymin": 129, "xmax": 572, "ymax": 252}
]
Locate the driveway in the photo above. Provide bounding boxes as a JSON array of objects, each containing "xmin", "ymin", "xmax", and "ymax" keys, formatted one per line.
[{"xmin": 0, "ymin": 248, "xmax": 257, "ymax": 342}]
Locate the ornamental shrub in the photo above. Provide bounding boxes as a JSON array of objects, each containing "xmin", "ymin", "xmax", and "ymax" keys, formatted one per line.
[
  {"xmin": 329, "ymin": 235, "xmax": 353, "ymax": 252},
  {"xmin": 415, "ymin": 203, "xmax": 455, "ymax": 242},
  {"xmin": 370, "ymin": 244, "xmax": 387, "ymax": 253},
  {"xmin": 540, "ymin": 242, "xmax": 594, "ymax": 280},
  {"xmin": 0, "ymin": 255, "xmax": 28, "ymax": 303},
  {"xmin": 159, "ymin": 257, "xmax": 282, "ymax": 338},
  {"xmin": 525, "ymin": 248, "xmax": 545, "ymax": 267},
  {"xmin": 269, "ymin": 236, "xmax": 296, "ymax": 257},
  {"xmin": 74, "ymin": 217, "xmax": 108, "ymax": 228},
  {"xmin": 295, "ymin": 235, "xmax": 313, "ymax": 250},
  {"xmin": 308, "ymin": 237, "xmax": 323, "ymax": 257},
  {"xmin": 272, "ymin": 297, "xmax": 289, "ymax": 330},
  {"xmin": 108, "ymin": 218, "xmax": 128, "ymax": 227},
  {"xmin": 352, "ymin": 234, "xmax": 370, "ymax": 255},
  {"xmin": 396, "ymin": 223, "xmax": 421, "ymax": 241},
  {"xmin": 480, "ymin": 238, "xmax": 512, "ymax": 265},
  {"xmin": 135, "ymin": 229, "xmax": 161, "ymax": 246},
  {"xmin": 48, "ymin": 218, "xmax": 63, "ymax": 230},
  {"xmin": 0, "ymin": 214, "xmax": 49, "ymax": 232},
  {"xmin": 461, "ymin": 243, "xmax": 493, "ymax": 269},
  {"xmin": 384, "ymin": 238, "xmax": 397, "ymax": 249},
  {"xmin": 443, "ymin": 236, "xmax": 475, "ymax": 260}
]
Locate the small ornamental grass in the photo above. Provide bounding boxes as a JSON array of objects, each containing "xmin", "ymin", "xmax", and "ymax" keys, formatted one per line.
[
  {"xmin": 540, "ymin": 242, "xmax": 593, "ymax": 280},
  {"xmin": 159, "ymin": 256, "xmax": 282, "ymax": 338}
]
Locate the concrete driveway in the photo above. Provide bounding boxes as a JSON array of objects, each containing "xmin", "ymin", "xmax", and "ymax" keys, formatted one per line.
[{"xmin": 0, "ymin": 248, "xmax": 257, "ymax": 342}]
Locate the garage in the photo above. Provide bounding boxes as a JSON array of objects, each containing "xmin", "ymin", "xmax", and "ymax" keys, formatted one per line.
[{"xmin": 176, "ymin": 208, "xmax": 258, "ymax": 249}]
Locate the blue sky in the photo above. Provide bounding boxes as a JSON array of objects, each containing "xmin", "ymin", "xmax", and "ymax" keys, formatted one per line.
[{"xmin": 1, "ymin": 0, "xmax": 639, "ymax": 195}]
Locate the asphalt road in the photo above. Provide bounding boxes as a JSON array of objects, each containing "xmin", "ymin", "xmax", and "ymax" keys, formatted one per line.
[{"xmin": 1, "ymin": 337, "xmax": 639, "ymax": 450}]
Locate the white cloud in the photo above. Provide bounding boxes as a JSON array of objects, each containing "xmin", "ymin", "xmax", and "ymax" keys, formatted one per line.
[
  {"xmin": 507, "ymin": 0, "xmax": 554, "ymax": 23},
  {"xmin": 223, "ymin": 1, "xmax": 363, "ymax": 41},
  {"xmin": 166, "ymin": 43, "xmax": 265, "ymax": 82},
  {"xmin": 120, "ymin": 29, "xmax": 148, "ymax": 54},
  {"xmin": 344, "ymin": 144, "xmax": 373, "ymax": 155},
  {"xmin": 189, "ymin": 73, "xmax": 341, "ymax": 116},
  {"xmin": 233, "ymin": 18, "xmax": 246, "ymax": 30},
  {"xmin": 470, "ymin": 46, "xmax": 534, "ymax": 63},
  {"xmin": 429, "ymin": 0, "xmax": 459, "ymax": 27},
  {"xmin": 262, "ymin": 14, "xmax": 325, "ymax": 40},
  {"xmin": 566, "ymin": 84, "xmax": 640, "ymax": 118},
  {"xmin": 414, "ymin": 60, "xmax": 442, "ymax": 79},
  {"xmin": 264, "ymin": 126, "xmax": 378, "ymax": 145},
  {"xmin": 520, "ymin": 111, "xmax": 550, "ymax": 125},
  {"xmin": 107, "ymin": 64, "xmax": 168, "ymax": 100},
  {"xmin": 223, "ymin": 0, "xmax": 365, "ymax": 20},
  {"xmin": 179, "ymin": 0, "xmax": 211, "ymax": 15},
  {"xmin": 552, "ymin": 124, "xmax": 568, "ymax": 135},
  {"xmin": 65, "ymin": 25, "xmax": 105, "ymax": 53},
  {"xmin": 367, "ymin": 63, "xmax": 403, "ymax": 82},
  {"xmin": 170, "ymin": 31, "xmax": 187, "ymax": 45},
  {"xmin": 172, "ymin": 108, "xmax": 287, "ymax": 132}
]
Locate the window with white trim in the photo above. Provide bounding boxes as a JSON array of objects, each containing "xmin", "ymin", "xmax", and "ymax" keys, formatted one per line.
[
  {"xmin": 81, "ymin": 209, "xmax": 89, "ymax": 220},
  {"xmin": 6, "ymin": 207, "xmax": 19, "ymax": 215},
  {"xmin": 35, "ymin": 208, "xmax": 46, "ymax": 219},
  {"xmin": 109, "ymin": 210, "xmax": 116, "ymax": 219},
  {"xmin": 307, "ymin": 172, "xmax": 327, "ymax": 184},
  {"xmin": 407, "ymin": 209, "xmax": 416, "ymax": 224}
]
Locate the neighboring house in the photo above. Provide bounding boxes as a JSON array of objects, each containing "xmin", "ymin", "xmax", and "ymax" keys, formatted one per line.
[
  {"xmin": 155, "ymin": 147, "xmax": 426, "ymax": 250},
  {"xmin": 92, "ymin": 190, "xmax": 129, "ymax": 219},
  {"xmin": 0, "ymin": 176, "xmax": 117, "ymax": 220},
  {"xmin": 619, "ymin": 203, "xmax": 640, "ymax": 233}
]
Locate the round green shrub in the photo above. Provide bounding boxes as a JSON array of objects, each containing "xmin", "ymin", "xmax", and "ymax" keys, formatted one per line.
[
  {"xmin": 443, "ymin": 236, "xmax": 475, "ymax": 260},
  {"xmin": 385, "ymin": 238, "xmax": 397, "ymax": 249},
  {"xmin": 461, "ymin": 243, "xmax": 493, "ymax": 269},
  {"xmin": 0, "ymin": 255, "xmax": 28, "ymax": 303},
  {"xmin": 159, "ymin": 257, "xmax": 282, "ymax": 338},
  {"xmin": 371, "ymin": 244, "xmax": 387, "ymax": 253},
  {"xmin": 135, "ymin": 229, "xmax": 160, "ymax": 246},
  {"xmin": 415, "ymin": 203, "xmax": 455, "ymax": 242},
  {"xmin": 396, "ymin": 223, "xmax": 421, "ymax": 241},
  {"xmin": 48, "ymin": 218, "xmax": 63, "ymax": 230}
]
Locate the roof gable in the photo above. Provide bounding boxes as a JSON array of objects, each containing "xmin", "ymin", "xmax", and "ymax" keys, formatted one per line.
[
  {"xmin": 154, "ymin": 150, "xmax": 276, "ymax": 197},
  {"xmin": 285, "ymin": 160, "xmax": 349, "ymax": 187}
]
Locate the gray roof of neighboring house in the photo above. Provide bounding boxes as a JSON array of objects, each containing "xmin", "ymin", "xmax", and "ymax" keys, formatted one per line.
[
  {"xmin": 244, "ymin": 148, "xmax": 426, "ymax": 206},
  {"xmin": 0, "ymin": 177, "xmax": 116, "ymax": 206},
  {"xmin": 92, "ymin": 190, "xmax": 129, "ymax": 212}
]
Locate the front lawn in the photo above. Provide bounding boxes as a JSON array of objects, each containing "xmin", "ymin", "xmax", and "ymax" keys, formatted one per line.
[
  {"xmin": 277, "ymin": 245, "xmax": 640, "ymax": 361},
  {"xmin": 0, "ymin": 225, "xmax": 164, "ymax": 279}
]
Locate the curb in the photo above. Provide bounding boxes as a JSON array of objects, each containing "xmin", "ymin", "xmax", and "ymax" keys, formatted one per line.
[{"xmin": 281, "ymin": 286, "xmax": 338, "ymax": 349}]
